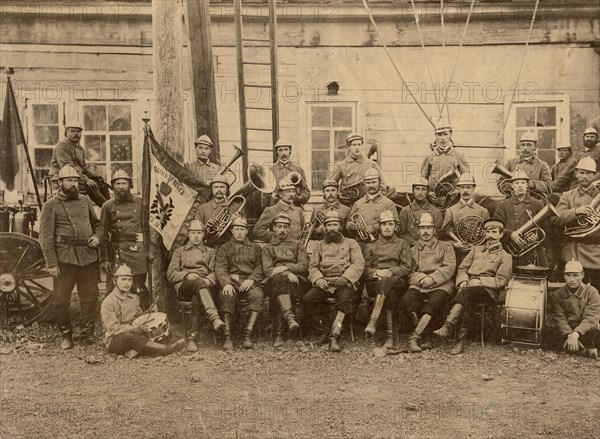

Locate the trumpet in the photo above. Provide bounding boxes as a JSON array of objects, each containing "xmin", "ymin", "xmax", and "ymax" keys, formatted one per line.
[
  {"xmin": 564, "ymin": 193, "xmax": 600, "ymax": 238},
  {"xmin": 505, "ymin": 202, "xmax": 559, "ymax": 257},
  {"xmin": 350, "ymin": 213, "xmax": 376, "ymax": 242},
  {"xmin": 300, "ymin": 222, "xmax": 314, "ymax": 249}
]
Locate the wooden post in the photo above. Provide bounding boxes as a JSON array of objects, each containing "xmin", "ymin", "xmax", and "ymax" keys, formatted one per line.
[
  {"xmin": 187, "ymin": 0, "xmax": 220, "ymax": 162},
  {"xmin": 151, "ymin": 0, "xmax": 186, "ymax": 308},
  {"xmin": 269, "ymin": 0, "xmax": 279, "ymax": 163}
]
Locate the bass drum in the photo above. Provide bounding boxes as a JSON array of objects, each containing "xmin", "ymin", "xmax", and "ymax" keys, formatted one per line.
[
  {"xmin": 501, "ymin": 275, "xmax": 547, "ymax": 346},
  {"xmin": 132, "ymin": 312, "xmax": 170, "ymax": 343}
]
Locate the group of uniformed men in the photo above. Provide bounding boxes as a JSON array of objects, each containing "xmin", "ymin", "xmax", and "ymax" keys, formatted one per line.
[{"xmin": 38, "ymin": 119, "xmax": 600, "ymax": 358}]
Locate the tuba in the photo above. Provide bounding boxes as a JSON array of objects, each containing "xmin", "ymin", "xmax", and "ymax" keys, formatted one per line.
[
  {"xmin": 428, "ymin": 167, "xmax": 461, "ymax": 210},
  {"xmin": 564, "ymin": 192, "xmax": 600, "ymax": 238},
  {"xmin": 505, "ymin": 203, "xmax": 559, "ymax": 257},
  {"xmin": 215, "ymin": 144, "xmax": 246, "ymax": 185},
  {"xmin": 339, "ymin": 178, "xmax": 364, "ymax": 205},
  {"xmin": 286, "ymin": 171, "xmax": 303, "ymax": 198},
  {"xmin": 447, "ymin": 215, "xmax": 486, "ymax": 246},
  {"xmin": 492, "ymin": 161, "xmax": 547, "ymax": 202},
  {"xmin": 350, "ymin": 213, "xmax": 376, "ymax": 242}
]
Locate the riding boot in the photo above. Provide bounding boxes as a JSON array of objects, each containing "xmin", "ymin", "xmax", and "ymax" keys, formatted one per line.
[
  {"xmin": 223, "ymin": 313, "xmax": 233, "ymax": 351},
  {"xmin": 420, "ymin": 333, "xmax": 434, "ymax": 350},
  {"xmin": 198, "ymin": 289, "xmax": 224, "ymax": 332},
  {"xmin": 277, "ymin": 294, "xmax": 299, "ymax": 332},
  {"xmin": 365, "ymin": 294, "xmax": 385, "ymax": 337},
  {"xmin": 409, "ymin": 314, "xmax": 431, "ymax": 353},
  {"xmin": 142, "ymin": 339, "xmax": 186, "ymax": 357},
  {"xmin": 451, "ymin": 314, "xmax": 470, "ymax": 355},
  {"xmin": 79, "ymin": 320, "xmax": 96, "ymax": 345},
  {"xmin": 383, "ymin": 310, "xmax": 394, "ymax": 349},
  {"xmin": 243, "ymin": 311, "xmax": 259, "ymax": 349},
  {"xmin": 273, "ymin": 314, "xmax": 285, "ymax": 348},
  {"xmin": 316, "ymin": 313, "xmax": 332, "ymax": 345},
  {"xmin": 433, "ymin": 304, "xmax": 464, "ymax": 339},
  {"xmin": 59, "ymin": 324, "xmax": 73, "ymax": 350},
  {"xmin": 329, "ymin": 311, "xmax": 345, "ymax": 352}
]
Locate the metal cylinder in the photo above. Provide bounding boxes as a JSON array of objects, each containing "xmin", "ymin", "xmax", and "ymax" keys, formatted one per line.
[
  {"xmin": 12, "ymin": 210, "xmax": 31, "ymax": 235},
  {"xmin": 0, "ymin": 208, "xmax": 10, "ymax": 233}
]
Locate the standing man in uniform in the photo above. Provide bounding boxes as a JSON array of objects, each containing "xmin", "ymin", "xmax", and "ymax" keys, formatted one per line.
[
  {"xmin": 49, "ymin": 120, "xmax": 109, "ymax": 207},
  {"xmin": 215, "ymin": 216, "xmax": 265, "ymax": 351},
  {"xmin": 579, "ymin": 128, "xmax": 600, "ymax": 184},
  {"xmin": 398, "ymin": 177, "xmax": 443, "ymax": 248},
  {"xmin": 503, "ymin": 131, "xmax": 553, "ymax": 196},
  {"xmin": 39, "ymin": 165, "xmax": 104, "ymax": 349},
  {"xmin": 262, "ymin": 139, "xmax": 311, "ymax": 208},
  {"xmin": 184, "ymin": 135, "xmax": 221, "ymax": 185},
  {"xmin": 309, "ymin": 179, "xmax": 351, "ymax": 241},
  {"xmin": 327, "ymin": 133, "xmax": 383, "ymax": 206},
  {"xmin": 100, "ymin": 170, "xmax": 150, "ymax": 309},
  {"xmin": 551, "ymin": 145, "xmax": 579, "ymax": 194},
  {"xmin": 305, "ymin": 211, "xmax": 365, "ymax": 352}
]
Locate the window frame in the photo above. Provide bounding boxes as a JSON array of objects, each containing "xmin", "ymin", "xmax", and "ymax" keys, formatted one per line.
[{"xmin": 26, "ymin": 101, "xmax": 64, "ymax": 188}]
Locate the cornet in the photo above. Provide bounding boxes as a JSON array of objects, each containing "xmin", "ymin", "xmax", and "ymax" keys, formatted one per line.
[{"xmin": 350, "ymin": 213, "xmax": 376, "ymax": 242}]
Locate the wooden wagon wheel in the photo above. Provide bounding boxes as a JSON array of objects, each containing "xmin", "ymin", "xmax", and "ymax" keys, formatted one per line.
[{"xmin": 0, "ymin": 233, "xmax": 55, "ymax": 328}]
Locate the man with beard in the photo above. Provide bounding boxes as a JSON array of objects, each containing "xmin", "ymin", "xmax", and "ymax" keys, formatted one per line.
[
  {"xmin": 327, "ymin": 133, "xmax": 383, "ymax": 206},
  {"xmin": 398, "ymin": 177, "xmax": 443, "ymax": 247},
  {"xmin": 215, "ymin": 215, "xmax": 265, "ymax": 351},
  {"xmin": 543, "ymin": 260, "xmax": 600, "ymax": 359},
  {"xmin": 552, "ymin": 157, "xmax": 600, "ymax": 291},
  {"xmin": 434, "ymin": 219, "xmax": 512, "ymax": 354},
  {"xmin": 253, "ymin": 177, "xmax": 305, "ymax": 242},
  {"xmin": 403, "ymin": 213, "xmax": 456, "ymax": 353},
  {"xmin": 184, "ymin": 135, "xmax": 221, "ymax": 185},
  {"xmin": 39, "ymin": 165, "xmax": 103, "ymax": 349},
  {"xmin": 551, "ymin": 145, "xmax": 579, "ymax": 194},
  {"xmin": 100, "ymin": 170, "xmax": 150, "ymax": 309},
  {"xmin": 579, "ymin": 128, "xmax": 600, "ymax": 184},
  {"xmin": 49, "ymin": 120, "xmax": 109, "ymax": 207},
  {"xmin": 347, "ymin": 168, "xmax": 398, "ymax": 242},
  {"xmin": 101, "ymin": 264, "xmax": 185, "ymax": 357},
  {"xmin": 421, "ymin": 120, "xmax": 469, "ymax": 194},
  {"xmin": 442, "ymin": 173, "xmax": 489, "ymax": 265},
  {"xmin": 167, "ymin": 220, "xmax": 225, "ymax": 344},
  {"xmin": 502, "ymin": 131, "xmax": 553, "ymax": 195},
  {"xmin": 310, "ymin": 179, "xmax": 351, "ymax": 241},
  {"xmin": 305, "ymin": 211, "xmax": 365, "ymax": 352},
  {"xmin": 493, "ymin": 170, "xmax": 549, "ymax": 268},
  {"xmin": 261, "ymin": 213, "xmax": 308, "ymax": 347},
  {"xmin": 363, "ymin": 211, "xmax": 412, "ymax": 349},
  {"xmin": 195, "ymin": 175, "xmax": 231, "ymax": 228},
  {"xmin": 262, "ymin": 139, "xmax": 310, "ymax": 208}
]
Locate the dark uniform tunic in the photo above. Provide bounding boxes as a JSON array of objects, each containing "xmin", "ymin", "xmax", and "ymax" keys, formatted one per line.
[
  {"xmin": 310, "ymin": 200, "xmax": 351, "ymax": 240},
  {"xmin": 327, "ymin": 155, "xmax": 383, "ymax": 202},
  {"xmin": 167, "ymin": 242, "xmax": 217, "ymax": 300},
  {"xmin": 397, "ymin": 200, "xmax": 443, "ymax": 247},
  {"xmin": 551, "ymin": 155, "xmax": 578, "ymax": 193},
  {"xmin": 347, "ymin": 193, "xmax": 399, "ymax": 239},
  {"xmin": 252, "ymin": 201, "xmax": 305, "ymax": 243},
  {"xmin": 505, "ymin": 155, "xmax": 553, "ymax": 195},
  {"xmin": 261, "ymin": 236, "xmax": 308, "ymax": 300}
]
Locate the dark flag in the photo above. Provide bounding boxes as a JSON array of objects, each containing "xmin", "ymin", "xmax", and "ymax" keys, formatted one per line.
[{"xmin": 0, "ymin": 78, "xmax": 23, "ymax": 191}]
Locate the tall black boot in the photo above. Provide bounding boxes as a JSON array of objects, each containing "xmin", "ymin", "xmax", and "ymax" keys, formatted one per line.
[
  {"xmin": 59, "ymin": 323, "xmax": 73, "ymax": 350},
  {"xmin": 198, "ymin": 289, "xmax": 225, "ymax": 332},
  {"xmin": 451, "ymin": 313, "xmax": 470, "ymax": 355},
  {"xmin": 141, "ymin": 339, "xmax": 186, "ymax": 357},
  {"xmin": 365, "ymin": 294, "xmax": 385, "ymax": 337},
  {"xmin": 223, "ymin": 313, "xmax": 233, "ymax": 351},
  {"xmin": 243, "ymin": 311, "xmax": 259, "ymax": 349},
  {"xmin": 409, "ymin": 314, "xmax": 431, "ymax": 353},
  {"xmin": 273, "ymin": 314, "xmax": 285, "ymax": 348},
  {"xmin": 433, "ymin": 304, "xmax": 464, "ymax": 339},
  {"xmin": 329, "ymin": 311, "xmax": 345, "ymax": 352},
  {"xmin": 277, "ymin": 294, "xmax": 299, "ymax": 332}
]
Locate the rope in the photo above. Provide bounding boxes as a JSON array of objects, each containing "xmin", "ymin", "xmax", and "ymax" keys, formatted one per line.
[
  {"xmin": 438, "ymin": 0, "xmax": 476, "ymax": 119},
  {"xmin": 361, "ymin": 0, "xmax": 434, "ymax": 128},
  {"xmin": 409, "ymin": 0, "xmax": 442, "ymax": 115},
  {"xmin": 503, "ymin": 0, "xmax": 541, "ymax": 129}
]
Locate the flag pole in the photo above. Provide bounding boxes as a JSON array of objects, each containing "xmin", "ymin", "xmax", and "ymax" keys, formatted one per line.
[{"xmin": 141, "ymin": 114, "xmax": 153, "ymax": 304}]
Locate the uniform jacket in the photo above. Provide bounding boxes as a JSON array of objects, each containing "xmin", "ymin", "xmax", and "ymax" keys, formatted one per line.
[
  {"xmin": 347, "ymin": 193, "xmax": 399, "ymax": 237},
  {"xmin": 505, "ymin": 155, "xmax": 553, "ymax": 194},
  {"xmin": 548, "ymin": 284, "xmax": 600, "ymax": 336},
  {"xmin": 195, "ymin": 198, "xmax": 228, "ymax": 227},
  {"xmin": 327, "ymin": 155, "xmax": 383, "ymax": 198},
  {"xmin": 363, "ymin": 235, "xmax": 412, "ymax": 280},
  {"xmin": 261, "ymin": 236, "xmax": 308, "ymax": 279},
  {"xmin": 455, "ymin": 242, "xmax": 513, "ymax": 300},
  {"xmin": 310, "ymin": 200, "xmax": 351, "ymax": 239},
  {"xmin": 408, "ymin": 238, "xmax": 456, "ymax": 296},
  {"xmin": 100, "ymin": 289, "xmax": 142, "ymax": 347},
  {"xmin": 262, "ymin": 160, "xmax": 310, "ymax": 207},
  {"xmin": 39, "ymin": 192, "xmax": 103, "ymax": 267},
  {"xmin": 308, "ymin": 237, "xmax": 365, "ymax": 292},
  {"xmin": 167, "ymin": 242, "xmax": 216, "ymax": 292},
  {"xmin": 551, "ymin": 155, "xmax": 578, "ymax": 193},
  {"xmin": 398, "ymin": 200, "xmax": 443, "ymax": 247},
  {"xmin": 100, "ymin": 195, "xmax": 147, "ymax": 275},
  {"xmin": 442, "ymin": 198, "xmax": 490, "ymax": 237},
  {"xmin": 553, "ymin": 185, "xmax": 600, "ymax": 269},
  {"xmin": 252, "ymin": 201, "xmax": 305, "ymax": 243},
  {"xmin": 215, "ymin": 237, "xmax": 264, "ymax": 287},
  {"xmin": 421, "ymin": 146, "xmax": 469, "ymax": 187},
  {"xmin": 184, "ymin": 159, "xmax": 220, "ymax": 185},
  {"xmin": 49, "ymin": 138, "xmax": 97, "ymax": 178}
]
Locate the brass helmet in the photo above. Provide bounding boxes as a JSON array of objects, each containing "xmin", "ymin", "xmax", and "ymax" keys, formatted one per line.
[
  {"xmin": 111, "ymin": 169, "xmax": 133, "ymax": 186},
  {"xmin": 456, "ymin": 173, "xmax": 476, "ymax": 186},
  {"xmin": 64, "ymin": 120, "xmax": 83, "ymax": 130},
  {"xmin": 378, "ymin": 210, "xmax": 396, "ymax": 224},
  {"xmin": 188, "ymin": 219, "xmax": 205, "ymax": 232},
  {"xmin": 510, "ymin": 169, "xmax": 530, "ymax": 182},
  {"xmin": 434, "ymin": 119, "xmax": 452, "ymax": 134},
  {"xmin": 274, "ymin": 138, "xmax": 293, "ymax": 150},
  {"xmin": 519, "ymin": 131, "xmax": 538, "ymax": 144},
  {"xmin": 321, "ymin": 179, "xmax": 339, "ymax": 190},
  {"xmin": 231, "ymin": 215, "xmax": 248, "ymax": 228},
  {"xmin": 583, "ymin": 127, "xmax": 598, "ymax": 137},
  {"xmin": 363, "ymin": 167, "xmax": 380, "ymax": 181},
  {"xmin": 576, "ymin": 157, "xmax": 597, "ymax": 173},
  {"xmin": 57, "ymin": 165, "xmax": 81, "ymax": 180},
  {"xmin": 194, "ymin": 135, "xmax": 213, "ymax": 147},
  {"xmin": 113, "ymin": 264, "xmax": 133, "ymax": 278},
  {"xmin": 417, "ymin": 212, "xmax": 435, "ymax": 227},
  {"xmin": 210, "ymin": 174, "xmax": 230, "ymax": 187},
  {"xmin": 277, "ymin": 176, "xmax": 296, "ymax": 192},
  {"xmin": 564, "ymin": 259, "xmax": 584, "ymax": 273},
  {"xmin": 412, "ymin": 176, "xmax": 430, "ymax": 189}
]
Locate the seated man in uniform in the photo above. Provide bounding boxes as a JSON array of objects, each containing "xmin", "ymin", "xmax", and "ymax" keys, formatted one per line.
[
  {"xmin": 398, "ymin": 177, "xmax": 443, "ymax": 248},
  {"xmin": 167, "ymin": 220, "xmax": 225, "ymax": 349},
  {"xmin": 305, "ymin": 211, "xmax": 365, "ymax": 352},
  {"xmin": 261, "ymin": 213, "xmax": 308, "ymax": 347},
  {"xmin": 434, "ymin": 219, "xmax": 512, "ymax": 354},
  {"xmin": 310, "ymin": 179, "xmax": 351, "ymax": 241},
  {"xmin": 402, "ymin": 213, "xmax": 456, "ymax": 353},
  {"xmin": 543, "ymin": 260, "xmax": 600, "ymax": 359},
  {"xmin": 101, "ymin": 264, "xmax": 185, "ymax": 357},
  {"xmin": 215, "ymin": 216, "xmax": 265, "ymax": 351},
  {"xmin": 362, "ymin": 210, "xmax": 412, "ymax": 349}
]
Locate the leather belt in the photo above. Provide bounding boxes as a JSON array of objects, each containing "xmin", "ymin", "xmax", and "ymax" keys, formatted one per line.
[
  {"xmin": 55, "ymin": 235, "xmax": 90, "ymax": 246},
  {"xmin": 111, "ymin": 232, "xmax": 143, "ymax": 243}
]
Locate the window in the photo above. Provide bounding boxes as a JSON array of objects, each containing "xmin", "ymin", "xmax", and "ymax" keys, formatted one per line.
[
  {"xmin": 80, "ymin": 102, "xmax": 137, "ymax": 187},
  {"xmin": 308, "ymin": 103, "xmax": 357, "ymax": 189},
  {"xmin": 30, "ymin": 103, "xmax": 61, "ymax": 185},
  {"xmin": 504, "ymin": 95, "xmax": 570, "ymax": 167}
]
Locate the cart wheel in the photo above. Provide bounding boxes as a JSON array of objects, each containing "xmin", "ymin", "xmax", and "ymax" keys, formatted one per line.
[{"xmin": 0, "ymin": 233, "xmax": 55, "ymax": 328}]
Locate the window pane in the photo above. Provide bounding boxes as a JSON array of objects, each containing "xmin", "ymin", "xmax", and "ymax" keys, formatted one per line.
[
  {"xmin": 83, "ymin": 105, "xmax": 107, "ymax": 131},
  {"xmin": 311, "ymin": 151, "xmax": 329, "ymax": 189},
  {"xmin": 84, "ymin": 135, "xmax": 106, "ymax": 161},
  {"xmin": 33, "ymin": 104, "xmax": 58, "ymax": 125},
  {"xmin": 34, "ymin": 148, "xmax": 53, "ymax": 169},
  {"xmin": 311, "ymin": 107, "xmax": 330, "ymax": 127},
  {"xmin": 34, "ymin": 126, "xmax": 58, "ymax": 145},
  {"xmin": 311, "ymin": 130, "xmax": 329, "ymax": 151},
  {"xmin": 110, "ymin": 135, "xmax": 132, "ymax": 161},
  {"xmin": 516, "ymin": 107, "xmax": 535, "ymax": 127},
  {"xmin": 108, "ymin": 105, "xmax": 132, "ymax": 131},
  {"xmin": 538, "ymin": 149, "xmax": 555, "ymax": 167},
  {"xmin": 537, "ymin": 129, "xmax": 556, "ymax": 150},
  {"xmin": 536, "ymin": 107, "xmax": 556, "ymax": 127},
  {"xmin": 332, "ymin": 107, "xmax": 352, "ymax": 127}
]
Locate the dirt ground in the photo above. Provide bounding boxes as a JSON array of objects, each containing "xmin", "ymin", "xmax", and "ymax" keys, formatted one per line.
[{"xmin": 1, "ymin": 322, "xmax": 598, "ymax": 439}]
